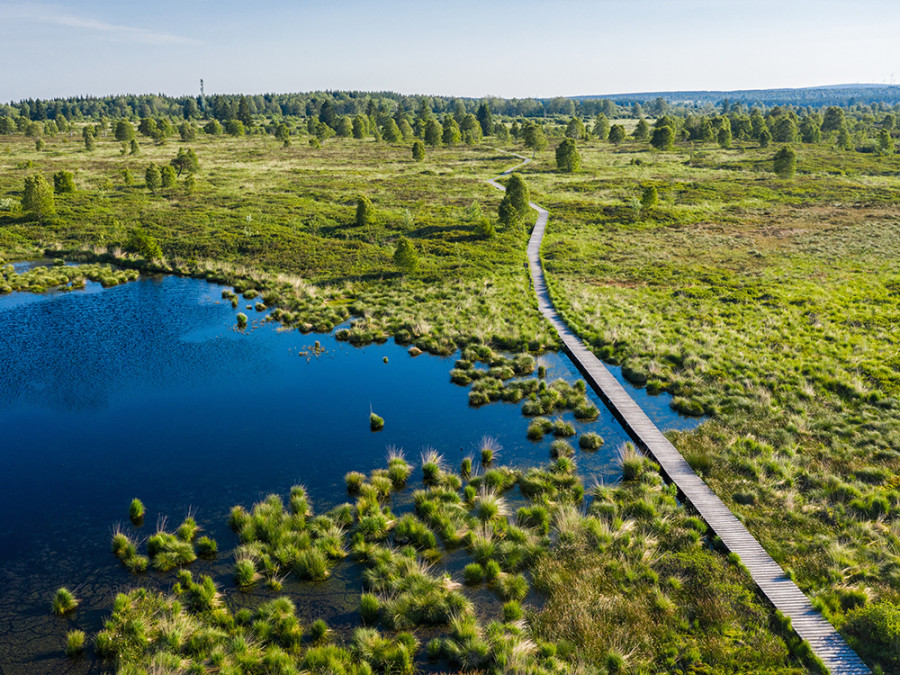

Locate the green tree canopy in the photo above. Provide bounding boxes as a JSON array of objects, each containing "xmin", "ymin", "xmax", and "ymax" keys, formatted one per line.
[
  {"xmin": 505, "ymin": 173, "xmax": 530, "ymax": 218},
  {"xmin": 411, "ymin": 140, "xmax": 425, "ymax": 162},
  {"xmin": 381, "ymin": 118, "xmax": 401, "ymax": 143},
  {"xmin": 441, "ymin": 117, "xmax": 461, "ymax": 146},
  {"xmin": 52, "ymin": 170, "xmax": 75, "ymax": 194},
  {"xmin": 424, "ymin": 119, "xmax": 443, "ymax": 147},
  {"xmin": 522, "ymin": 123, "xmax": 547, "ymax": 153},
  {"xmin": 650, "ymin": 125, "xmax": 675, "ymax": 151},
  {"xmin": 498, "ymin": 195, "xmax": 521, "ymax": 228},
  {"xmin": 138, "ymin": 118, "xmax": 157, "ymax": 136},
  {"xmin": 565, "ymin": 117, "xmax": 586, "ymax": 140},
  {"xmin": 145, "ymin": 163, "xmax": 161, "ymax": 192},
  {"xmin": 640, "ymin": 186, "xmax": 658, "ymax": 209},
  {"xmin": 837, "ymin": 126, "xmax": 853, "ymax": 150},
  {"xmin": 717, "ymin": 125, "xmax": 732, "ymax": 149},
  {"xmin": 398, "ymin": 119, "xmax": 414, "ymax": 141},
  {"xmin": 125, "ymin": 227, "xmax": 163, "ymax": 259},
  {"xmin": 393, "ymin": 237, "xmax": 418, "ymax": 274},
  {"xmin": 461, "ymin": 114, "xmax": 482, "ymax": 144},
  {"xmin": 275, "ymin": 123, "xmax": 292, "ymax": 146},
  {"xmin": 555, "ymin": 138, "xmax": 581, "ymax": 172},
  {"xmin": 608, "ymin": 124, "xmax": 626, "ymax": 145},
  {"xmin": 821, "ymin": 106, "xmax": 846, "ymax": 133},
  {"xmin": 476, "ymin": 103, "xmax": 493, "ymax": 136},
  {"xmin": 758, "ymin": 126, "xmax": 772, "ymax": 148},
  {"xmin": 632, "ymin": 118, "xmax": 650, "ymax": 142},
  {"xmin": 772, "ymin": 116, "xmax": 798, "ymax": 143},
  {"xmin": 356, "ymin": 195, "xmax": 375, "ymax": 227},
  {"xmin": 877, "ymin": 128, "xmax": 894, "ymax": 154},
  {"xmin": 224, "ymin": 119, "xmax": 245, "ymax": 137},
  {"xmin": 800, "ymin": 117, "xmax": 821, "ymax": 144},
  {"xmin": 773, "ymin": 145, "xmax": 796, "ymax": 178},
  {"xmin": 203, "ymin": 120, "xmax": 222, "ymax": 135},
  {"xmin": 178, "ymin": 122, "xmax": 197, "ymax": 142},
  {"xmin": 334, "ymin": 117, "xmax": 352, "ymax": 138},
  {"xmin": 352, "ymin": 115, "xmax": 367, "ymax": 139},
  {"xmin": 592, "ymin": 114, "xmax": 610, "ymax": 140},
  {"xmin": 114, "ymin": 120, "xmax": 136, "ymax": 142},
  {"xmin": 82, "ymin": 127, "xmax": 95, "ymax": 151},
  {"xmin": 22, "ymin": 174, "xmax": 55, "ymax": 219},
  {"xmin": 237, "ymin": 95, "xmax": 253, "ymax": 126},
  {"xmin": 171, "ymin": 148, "xmax": 199, "ymax": 176},
  {"xmin": 160, "ymin": 165, "xmax": 176, "ymax": 188}
]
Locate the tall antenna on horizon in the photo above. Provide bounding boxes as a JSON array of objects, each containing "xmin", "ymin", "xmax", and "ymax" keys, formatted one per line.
[{"xmin": 200, "ymin": 78, "xmax": 207, "ymax": 115}]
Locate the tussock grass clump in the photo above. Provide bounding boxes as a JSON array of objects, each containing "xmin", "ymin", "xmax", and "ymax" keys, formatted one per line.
[
  {"xmin": 65, "ymin": 630, "xmax": 86, "ymax": 657},
  {"xmin": 345, "ymin": 471, "xmax": 366, "ymax": 493},
  {"xmin": 360, "ymin": 593, "xmax": 381, "ymax": 624},
  {"xmin": 579, "ymin": 432, "xmax": 604, "ymax": 451},
  {"xmin": 196, "ymin": 536, "xmax": 217, "ymax": 557},
  {"xmin": 235, "ymin": 312, "xmax": 248, "ymax": 329},
  {"xmin": 294, "ymin": 548, "xmax": 330, "ymax": 581},
  {"xmin": 527, "ymin": 417, "xmax": 553, "ymax": 440},
  {"xmin": 469, "ymin": 466, "xmax": 519, "ymax": 492},
  {"xmin": 464, "ymin": 562, "xmax": 485, "ymax": 585},
  {"xmin": 147, "ymin": 528, "xmax": 197, "ymax": 571},
  {"xmin": 460, "ymin": 456, "xmax": 473, "ymax": 479},
  {"xmin": 550, "ymin": 439, "xmax": 575, "ymax": 458},
  {"xmin": 129, "ymin": 498, "xmax": 145, "ymax": 522},
  {"xmin": 111, "ymin": 528, "xmax": 149, "ymax": 573},
  {"xmin": 352, "ymin": 627, "xmax": 417, "ymax": 674},
  {"xmin": 369, "ymin": 412, "xmax": 384, "ymax": 431},
  {"xmin": 176, "ymin": 516, "xmax": 198, "ymax": 542},
  {"xmin": 52, "ymin": 587, "xmax": 78, "ymax": 615},
  {"xmin": 309, "ymin": 618, "xmax": 330, "ymax": 642},
  {"xmin": 617, "ymin": 443, "xmax": 645, "ymax": 482},
  {"xmin": 519, "ymin": 459, "xmax": 584, "ymax": 503},
  {"xmin": 393, "ymin": 514, "xmax": 437, "ymax": 550},
  {"xmin": 234, "ymin": 556, "xmax": 259, "ymax": 588},
  {"xmin": 386, "ymin": 449, "xmax": 413, "ymax": 488},
  {"xmin": 228, "ymin": 487, "xmax": 344, "ymax": 584},
  {"xmin": 479, "ymin": 436, "xmax": 501, "ymax": 467},
  {"xmin": 472, "ymin": 488, "xmax": 510, "ymax": 523}
]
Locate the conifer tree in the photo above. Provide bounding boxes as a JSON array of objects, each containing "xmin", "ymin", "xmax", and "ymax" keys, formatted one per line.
[{"xmin": 22, "ymin": 174, "xmax": 55, "ymax": 219}]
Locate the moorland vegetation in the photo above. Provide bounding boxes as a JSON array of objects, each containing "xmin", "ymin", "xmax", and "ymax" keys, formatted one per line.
[{"xmin": 2, "ymin": 89, "xmax": 899, "ymax": 672}]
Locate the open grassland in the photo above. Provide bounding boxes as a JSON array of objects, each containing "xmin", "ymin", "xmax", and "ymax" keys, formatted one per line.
[{"xmin": 526, "ymin": 138, "xmax": 900, "ymax": 669}]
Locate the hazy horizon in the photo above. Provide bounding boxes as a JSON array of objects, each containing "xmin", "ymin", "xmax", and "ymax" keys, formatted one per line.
[{"xmin": 1, "ymin": 0, "xmax": 898, "ymax": 102}]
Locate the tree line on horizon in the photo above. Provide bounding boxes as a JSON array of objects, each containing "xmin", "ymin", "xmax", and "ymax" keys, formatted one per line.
[{"xmin": 3, "ymin": 88, "xmax": 900, "ymax": 128}]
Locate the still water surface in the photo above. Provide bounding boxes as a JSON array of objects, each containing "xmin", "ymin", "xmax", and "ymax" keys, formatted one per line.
[{"xmin": 0, "ymin": 273, "xmax": 700, "ymax": 673}]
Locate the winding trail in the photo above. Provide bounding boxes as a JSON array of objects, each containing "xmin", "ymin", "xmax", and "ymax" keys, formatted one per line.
[{"xmin": 488, "ymin": 152, "xmax": 870, "ymax": 675}]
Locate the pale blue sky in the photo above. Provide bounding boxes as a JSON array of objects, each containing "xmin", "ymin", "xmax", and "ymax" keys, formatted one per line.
[{"xmin": 1, "ymin": 0, "xmax": 898, "ymax": 101}]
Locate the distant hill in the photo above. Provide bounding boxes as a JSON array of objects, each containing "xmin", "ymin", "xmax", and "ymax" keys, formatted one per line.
[{"xmin": 573, "ymin": 84, "xmax": 900, "ymax": 108}]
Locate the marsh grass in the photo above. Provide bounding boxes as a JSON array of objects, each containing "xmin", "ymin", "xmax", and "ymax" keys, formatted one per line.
[
  {"xmin": 129, "ymin": 498, "xmax": 145, "ymax": 523},
  {"xmin": 65, "ymin": 629, "xmax": 86, "ymax": 657},
  {"xmin": 369, "ymin": 412, "xmax": 384, "ymax": 431},
  {"xmin": 52, "ymin": 587, "xmax": 78, "ymax": 615},
  {"xmin": 578, "ymin": 432, "xmax": 604, "ymax": 451}
]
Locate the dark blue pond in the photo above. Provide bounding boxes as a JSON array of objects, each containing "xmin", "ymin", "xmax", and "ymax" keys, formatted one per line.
[{"xmin": 0, "ymin": 272, "xmax": 701, "ymax": 674}]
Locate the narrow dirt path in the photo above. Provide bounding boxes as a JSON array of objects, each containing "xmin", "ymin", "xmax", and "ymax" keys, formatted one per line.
[{"xmin": 487, "ymin": 153, "xmax": 870, "ymax": 675}]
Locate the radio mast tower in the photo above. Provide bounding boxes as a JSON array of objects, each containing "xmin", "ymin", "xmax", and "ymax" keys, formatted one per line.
[{"xmin": 200, "ymin": 79, "xmax": 207, "ymax": 116}]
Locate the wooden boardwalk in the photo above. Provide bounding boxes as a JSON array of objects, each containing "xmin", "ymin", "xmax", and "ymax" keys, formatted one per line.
[{"xmin": 489, "ymin": 156, "xmax": 870, "ymax": 675}]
